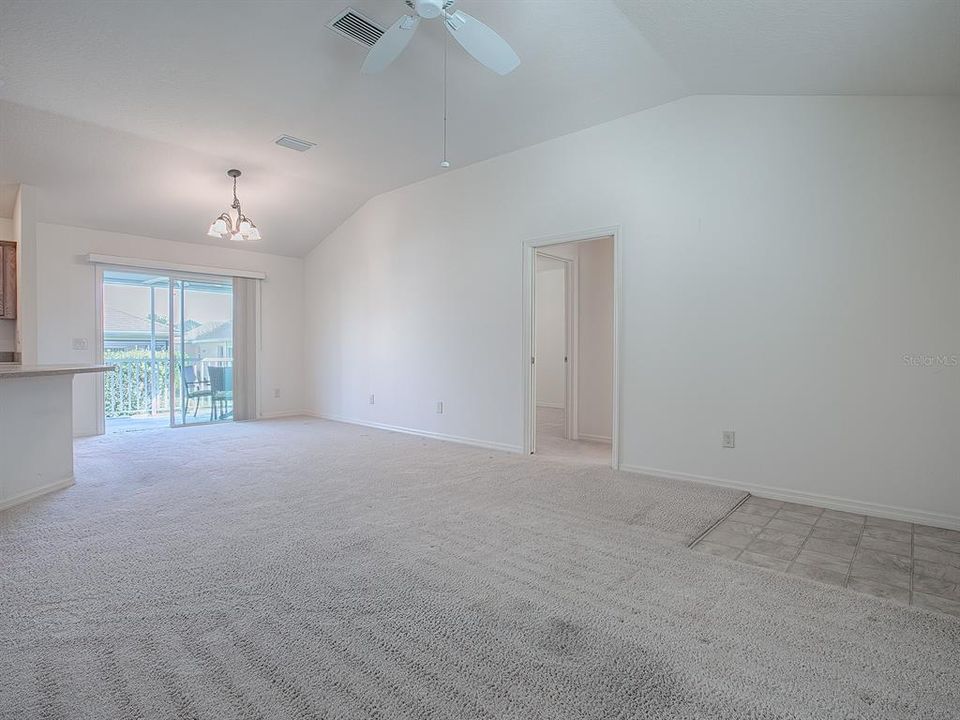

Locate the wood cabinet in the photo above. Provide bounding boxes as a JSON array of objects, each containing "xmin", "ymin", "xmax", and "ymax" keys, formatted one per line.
[{"xmin": 0, "ymin": 241, "xmax": 16, "ymax": 320}]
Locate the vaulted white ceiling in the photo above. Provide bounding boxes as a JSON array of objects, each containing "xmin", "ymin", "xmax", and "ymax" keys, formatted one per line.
[{"xmin": 0, "ymin": 0, "xmax": 957, "ymax": 256}]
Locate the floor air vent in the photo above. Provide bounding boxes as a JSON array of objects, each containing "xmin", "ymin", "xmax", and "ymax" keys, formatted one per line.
[{"xmin": 328, "ymin": 9, "xmax": 385, "ymax": 47}]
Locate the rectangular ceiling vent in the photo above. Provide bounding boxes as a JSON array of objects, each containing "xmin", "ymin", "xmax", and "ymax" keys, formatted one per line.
[
  {"xmin": 275, "ymin": 135, "xmax": 317, "ymax": 152},
  {"xmin": 327, "ymin": 8, "xmax": 385, "ymax": 47}
]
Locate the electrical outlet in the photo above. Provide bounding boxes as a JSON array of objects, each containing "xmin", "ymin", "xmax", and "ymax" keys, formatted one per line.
[
  {"xmin": 722, "ymin": 430, "xmax": 736, "ymax": 449},
  {"xmin": 273, "ymin": 388, "xmax": 280, "ymax": 399},
  {"xmin": 369, "ymin": 394, "xmax": 375, "ymax": 405},
  {"xmin": 72, "ymin": 338, "xmax": 88, "ymax": 351},
  {"xmin": 436, "ymin": 401, "xmax": 443, "ymax": 414}
]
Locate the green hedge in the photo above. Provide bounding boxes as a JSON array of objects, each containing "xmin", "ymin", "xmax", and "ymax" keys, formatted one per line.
[{"xmin": 103, "ymin": 349, "xmax": 186, "ymax": 418}]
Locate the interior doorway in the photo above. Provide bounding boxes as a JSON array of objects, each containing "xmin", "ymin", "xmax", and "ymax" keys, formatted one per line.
[
  {"xmin": 525, "ymin": 231, "xmax": 618, "ymax": 466},
  {"xmin": 99, "ymin": 269, "xmax": 234, "ymax": 432}
]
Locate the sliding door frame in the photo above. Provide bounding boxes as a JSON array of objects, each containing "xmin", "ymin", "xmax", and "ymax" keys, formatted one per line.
[
  {"xmin": 168, "ymin": 274, "xmax": 236, "ymax": 428},
  {"xmin": 94, "ymin": 265, "xmax": 106, "ymax": 436},
  {"xmin": 95, "ymin": 262, "xmax": 244, "ymax": 434}
]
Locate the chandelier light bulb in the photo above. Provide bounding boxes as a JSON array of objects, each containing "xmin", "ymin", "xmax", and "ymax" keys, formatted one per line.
[{"xmin": 208, "ymin": 218, "xmax": 228, "ymax": 238}]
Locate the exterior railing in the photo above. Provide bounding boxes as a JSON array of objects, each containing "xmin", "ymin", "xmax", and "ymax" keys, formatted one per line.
[
  {"xmin": 103, "ymin": 351, "xmax": 233, "ymax": 419},
  {"xmin": 103, "ymin": 353, "xmax": 176, "ymax": 418}
]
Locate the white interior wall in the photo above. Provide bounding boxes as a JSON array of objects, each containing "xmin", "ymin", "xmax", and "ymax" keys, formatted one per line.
[
  {"xmin": 34, "ymin": 223, "xmax": 306, "ymax": 436},
  {"xmin": 535, "ymin": 256, "xmax": 566, "ymax": 408},
  {"xmin": 303, "ymin": 95, "xmax": 960, "ymax": 527},
  {"xmin": 575, "ymin": 237, "xmax": 614, "ymax": 442}
]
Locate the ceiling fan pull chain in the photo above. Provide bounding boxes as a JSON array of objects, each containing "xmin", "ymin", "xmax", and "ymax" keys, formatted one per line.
[{"xmin": 441, "ymin": 32, "xmax": 450, "ymax": 168}]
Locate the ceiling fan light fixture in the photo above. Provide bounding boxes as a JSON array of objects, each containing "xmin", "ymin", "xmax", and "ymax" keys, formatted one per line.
[
  {"xmin": 413, "ymin": 0, "xmax": 444, "ymax": 19},
  {"xmin": 206, "ymin": 170, "xmax": 262, "ymax": 242}
]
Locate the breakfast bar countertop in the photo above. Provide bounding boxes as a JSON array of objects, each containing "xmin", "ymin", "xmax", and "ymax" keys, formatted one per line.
[{"xmin": 0, "ymin": 364, "xmax": 115, "ymax": 379}]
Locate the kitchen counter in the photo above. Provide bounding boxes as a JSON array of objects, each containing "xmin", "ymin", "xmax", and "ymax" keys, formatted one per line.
[
  {"xmin": 0, "ymin": 364, "xmax": 114, "ymax": 510},
  {"xmin": 0, "ymin": 363, "xmax": 114, "ymax": 379}
]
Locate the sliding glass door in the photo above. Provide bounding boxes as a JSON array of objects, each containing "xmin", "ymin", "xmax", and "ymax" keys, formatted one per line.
[
  {"xmin": 170, "ymin": 277, "xmax": 234, "ymax": 426},
  {"xmin": 102, "ymin": 270, "xmax": 172, "ymax": 432},
  {"xmin": 101, "ymin": 270, "xmax": 233, "ymax": 432}
]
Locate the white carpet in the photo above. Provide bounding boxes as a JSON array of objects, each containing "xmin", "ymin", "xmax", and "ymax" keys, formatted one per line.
[{"xmin": 1, "ymin": 417, "xmax": 958, "ymax": 719}]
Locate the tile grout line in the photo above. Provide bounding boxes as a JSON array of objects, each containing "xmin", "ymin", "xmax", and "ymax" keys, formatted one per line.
[
  {"xmin": 737, "ymin": 508, "xmax": 780, "ymax": 564},
  {"xmin": 841, "ymin": 517, "xmax": 867, "ymax": 589},
  {"xmin": 784, "ymin": 507, "xmax": 821, "ymax": 572},
  {"xmin": 734, "ymin": 503, "xmax": 777, "ymax": 561}
]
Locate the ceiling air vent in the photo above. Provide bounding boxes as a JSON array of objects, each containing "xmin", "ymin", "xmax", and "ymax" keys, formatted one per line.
[
  {"xmin": 275, "ymin": 135, "xmax": 317, "ymax": 152},
  {"xmin": 327, "ymin": 8, "xmax": 385, "ymax": 47}
]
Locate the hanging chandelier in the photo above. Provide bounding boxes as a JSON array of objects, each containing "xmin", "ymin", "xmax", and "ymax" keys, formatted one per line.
[{"xmin": 207, "ymin": 169, "xmax": 262, "ymax": 242}]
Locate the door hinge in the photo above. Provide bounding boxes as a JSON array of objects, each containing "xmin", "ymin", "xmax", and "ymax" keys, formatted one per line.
[{"xmin": 531, "ymin": 356, "xmax": 535, "ymax": 365}]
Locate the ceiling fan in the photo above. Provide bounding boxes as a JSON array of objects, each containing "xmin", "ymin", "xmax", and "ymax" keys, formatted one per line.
[{"xmin": 362, "ymin": 0, "xmax": 520, "ymax": 76}]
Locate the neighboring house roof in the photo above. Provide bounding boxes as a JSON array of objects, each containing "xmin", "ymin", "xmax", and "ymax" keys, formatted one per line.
[
  {"xmin": 184, "ymin": 320, "xmax": 232, "ymax": 344},
  {"xmin": 103, "ymin": 307, "xmax": 168, "ymax": 334},
  {"xmin": 103, "ymin": 307, "xmax": 168, "ymax": 341},
  {"xmin": 103, "ymin": 308, "xmax": 205, "ymax": 342}
]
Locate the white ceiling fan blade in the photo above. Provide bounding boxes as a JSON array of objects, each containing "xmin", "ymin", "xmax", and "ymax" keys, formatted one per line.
[
  {"xmin": 444, "ymin": 10, "xmax": 520, "ymax": 76},
  {"xmin": 361, "ymin": 15, "xmax": 420, "ymax": 74}
]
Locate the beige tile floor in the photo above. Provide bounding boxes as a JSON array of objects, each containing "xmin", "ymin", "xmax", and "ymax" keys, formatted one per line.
[{"xmin": 694, "ymin": 495, "xmax": 960, "ymax": 618}]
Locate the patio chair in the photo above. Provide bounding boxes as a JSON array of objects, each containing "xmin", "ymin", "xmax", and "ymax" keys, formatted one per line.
[
  {"xmin": 181, "ymin": 364, "xmax": 211, "ymax": 423},
  {"xmin": 208, "ymin": 365, "xmax": 233, "ymax": 421}
]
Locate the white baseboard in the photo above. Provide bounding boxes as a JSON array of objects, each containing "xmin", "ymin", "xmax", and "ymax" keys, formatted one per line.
[
  {"xmin": 0, "ymin": 476, "xmax": 75, "ymax": 512},
  {"xmin": 578, "ymin": 433, "xmax": 612, "ymax": 444},
  {"xmin": 310, "ymin": 413, "xmax": 523, "ymax": 455},
  {"xmin": 619, "ymin": 463, "xmax": 960, "ymax": 532},
  {"xmin": 258, "ymin": 410, "xmax": 310, "ymax": 420},
  {"xmin": 253, "ymin": 411, "xmax": 960, "ymax": 531},
  {"xmin": 536, "ymin": 402, "xmax": 565, "ymax": 410}
]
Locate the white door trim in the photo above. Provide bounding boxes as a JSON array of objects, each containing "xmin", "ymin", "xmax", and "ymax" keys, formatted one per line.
[{"xmin": 522, "ymin": 226, "xmax": 621, "ymax": 469}]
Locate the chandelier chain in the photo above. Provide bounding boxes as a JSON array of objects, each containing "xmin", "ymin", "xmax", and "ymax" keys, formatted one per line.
[{"xmin": 232, "ymin": 174, "xmax": 241, "ymax": 215}]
